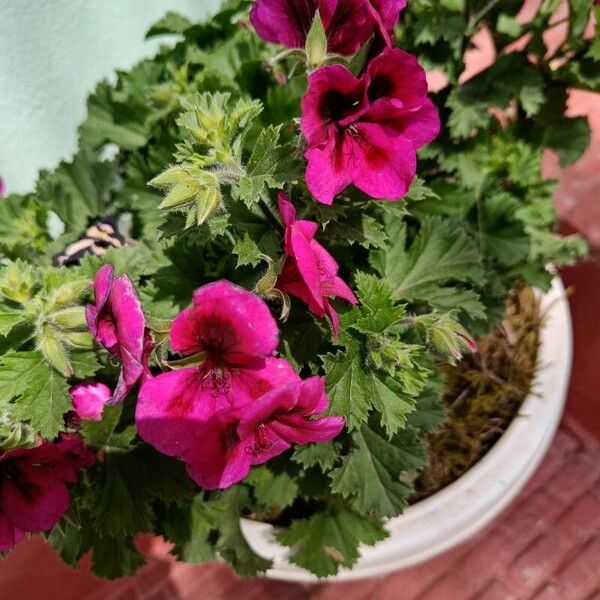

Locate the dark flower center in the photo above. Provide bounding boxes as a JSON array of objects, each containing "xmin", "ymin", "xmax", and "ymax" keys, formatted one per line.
[
  {"xmin": 198, "ymin": 316, "xmax": 238, "ymax": 364},
  {"xmin": 223, "ymin": 423, "xmax": 240, "ymax": 451},
  {"xmin": 368, "ymin": 73, "xmax": 394, "ymax": 103},
  {"xmin": 1, "ymin": 462, "xmax": 41, "ymax": 504},
  {"xmin": 319, "ymin": 90, "xmax": 363, "ymax": 123}
]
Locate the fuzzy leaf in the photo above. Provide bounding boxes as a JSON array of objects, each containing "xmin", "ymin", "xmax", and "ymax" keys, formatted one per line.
[
  {"xmin": 91, "ymin": 446, "xmax": 194, "ymax": 536},
  {"xmin": 372, "ymin": 218, "xmax": 483, "ymax": 315},
  {"xmin": 330, "ymin": 425, "xmax": 427, "ymax": 518},
  {"xmin": 215, "ymin": 486, "xmax": 272, "ymax": 576},
  {"xmin": 544, "ymin": 116, "xmax": 591, "ymax": 167},
  {"xmin": 277, "ymin": 508, "xmax": 387, "ymax": 577},
  {"xmin": 321, "ymin": 351, "xmax": 415, "ymax": 434},
  {"xmin": 0, "ymin": 311, "xmax": 26, "ymax": 338},
  {"xmin": 238, "ymin": 125, "xmax": 299, "ymax": 207},
  {"xmin": 247, "ymin": 467, "xmax": 299, "ymax": 509},
  {"xmin": 36, "ymin": 147, "xmax": 115, "ymax": 235},
  {"xmin": 232, "ymin": 234, "xmax": 264, "ymax": 267},
  {"xmin": 292, "ymin": 442, "xmax": 340, "ymax": 471},
  {"xmin": 0, "ymin": 351, "xmax": 71, "ymax": 439}
]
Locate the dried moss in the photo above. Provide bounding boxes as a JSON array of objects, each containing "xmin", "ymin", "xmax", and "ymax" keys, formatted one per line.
[{"xmin": 413, "ymin": 286, "xmax": 542, "ymax": 501}]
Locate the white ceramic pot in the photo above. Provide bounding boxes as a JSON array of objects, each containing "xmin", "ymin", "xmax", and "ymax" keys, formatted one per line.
[{"xmin": 240, "ymin": 276, "xmax": 573, "ymax": 581}]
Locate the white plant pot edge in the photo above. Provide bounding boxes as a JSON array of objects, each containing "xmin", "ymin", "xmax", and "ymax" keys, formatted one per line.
[{"xmin": 239, "ymin": 276, "xmax": 573, "ymax": 582}]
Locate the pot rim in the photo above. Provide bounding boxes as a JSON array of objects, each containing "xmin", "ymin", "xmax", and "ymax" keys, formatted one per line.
[{"xmin": 240, "ymin": 276, "xmax": 573, "ymax": 582}]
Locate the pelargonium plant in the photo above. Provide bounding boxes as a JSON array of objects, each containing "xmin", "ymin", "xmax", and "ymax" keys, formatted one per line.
[{"xmin": 0, "ymin": 0, "xmax": 596, "ymax": 578}]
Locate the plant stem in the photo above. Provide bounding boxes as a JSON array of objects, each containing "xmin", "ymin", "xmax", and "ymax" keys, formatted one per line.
[
  {"xmin": 258, "ymin": 194, "xmax": 284, "ymax": 232},
  {"xmin": 469, "ymin": 0, "xmax": 501, "ymax": 32}
]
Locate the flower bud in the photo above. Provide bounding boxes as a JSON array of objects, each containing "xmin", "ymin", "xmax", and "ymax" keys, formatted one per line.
[
  {"xmin": 47, "ymin": 279, "xmax": 90, "ymax": 308},
  {"xmin": 49, "ymin": 306, "xmax": 88, "ymax": 330},
  {"xmin": 39, "ymin": 325, "xmax": 73, "ymax": 376},
  {"xmin": 64, "ymin": 331, "xmax": 95, "ymax": 349}
]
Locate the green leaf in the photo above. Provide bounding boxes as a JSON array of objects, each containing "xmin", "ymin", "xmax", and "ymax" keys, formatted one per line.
[
  {"xmin": 238, "ymin": 125, "xmax": 300, "ymax": 207},
  {"xmin": 446, "ymin": 88, "xmax": 490, "ymax": 139},
  {"xmin": 78, "ymin": 61, "xmax": 163, "ymax": 151},
  {"xmin": 568, "ymin": 0, "xmax": 592, "ymax": 37},
  {"xmin": 292, "ymin": 442, "xmax": 340, "ymax": 471},
  {"xmin": 91, "ymin": 446, "xmax": 194, "ymax": 537},
  {"xmin": 232, "ymin": 233, "xmax": 264, "ymax": 267},
  {"xmin": 161, "ymin": 498, "xmax": 219, "ymax": 563},
  {"xmin": 146, "ymin": 11, "xmax": 192, "ymax": 38},
  {"xmin": 246, "ymin": 467, "xmax": 299, "ymax": 510},
  {"xmin": 481, "ymin": 192, "xmax": 530, "ymax": 266},
  {"xmin": 351, "ymin": 273, "xmax": 404, "ymax": 334},
  {"xmin": 544, "ymin": 116, "xmax": 591, "ymax": 167},
  {"xmin": 80, "ymin": 404, "xmax": 123, "ymax": 448},
  {"xmin": 497, "ymin": 14, "xmax": 523, "ymax": 37},
  {"xmin": 277, "ymin": 508, "xmax": 387, "ymax": 577},
  {"xmin": 406, "ymin": 378, "xmax": 447, "ymax": 434},
  {"xmin": 0, "ymin": 351, "xmax": 71, "ymax": 439},
  {"xmin": 330, "ymin": 425, "xmax": 427, "ymax": 518},
  {"xmin": 321, "ymin": 351, "xmax": 415, "ymax": 434},
  {"xmin": 0, "ymin": 310, "xmax": 26, "ymax": 338},
  {"xmin": 36, "ymin": 147, "xmax": 115, "ymax": 234},
  {"xmin": 91, "ymin": 536, "xmax": 146, "ymax": 579},
  {"xmin": 372, "ymin": 217, "xmax": 483, "ymax": 308},
  {"xmin": 215, "ymin": 486, "xmax": 272, "ymax": 576}
]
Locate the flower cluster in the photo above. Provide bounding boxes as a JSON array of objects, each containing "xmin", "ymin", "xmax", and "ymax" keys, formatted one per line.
[
  {"xmin": 136, "ymin": 280, "xmax": 344, "ymax": 489},
  {"xmin": 252, "ymin": 0, "xmax": 438, "ymax": 205},
  {"xmin": 302, "ymin": 48, "xmax": 439, "ymax": 204}
]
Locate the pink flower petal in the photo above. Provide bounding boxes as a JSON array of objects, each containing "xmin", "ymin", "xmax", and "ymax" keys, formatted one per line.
[
  {"xmin": 366, "ymin": 48, "xmax": 429, "ymax": 114},
  {"xmin": 169, "ymin": 307, "xmax": 202, "ymax": 356},
  {"xmin": 136, "ymin": 367, "xmax": 221, "ymax": 458},
  {"xmin": 1, "ymin": 465, "xmax": 69, "ymax": 533},
  {"xmin": 184, "ymin": 410, "xmax": 254, "ymax": 490},
  {"xmin": 304, "ymin": 132, "xmax": 357, "ymax": 205},
  {"xmin": 0, "ymin": 511, "xmax": 24, "ymax": 552},
  {"xmin": 70, "ymin": 382, "xmax": 111, "ymax": 421},
  {"xmin": 384, "ymin": 97, "xmax": 441, "ymax": 150},
  {"xmin": 171, "ymin": 281, "xmax": 279, "ymax": 368},
  {"xmin": 86, "ymin": 266, "xmax": 146, "ymax": 404},
  {"xmin": 136, "ymin": 358, "xmax": 299, "ymax": 459},
  {"xmin": 269, "ymin": 414, "xmax": 345, "ymax": 444},
  {"xmin": 110, "ymin": 275, "xmax": 145, "ymax": 403},
  {"xmin": 250, "ymin": 0, "xmax": 332, "ymax": 49},
  {"xmin": 350, "ymin": 122, "xmax": 417, "ymax": 200},
  {"xmin": 250, "ymin": 0, "xmax": 372, "ymax": 56}
]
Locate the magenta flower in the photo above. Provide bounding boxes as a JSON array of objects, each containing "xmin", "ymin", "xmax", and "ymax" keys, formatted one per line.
[
  {"xmin": 249, "ymin": 0, "xmax": 405, "ymax": 55},
  {"xmin": 86, "ymin": 265, "xmax": 145, "ymax": 404},
  {"xmin": 185, "ymin": 377, "xmax": 344, "ymax": 490},
  {"xmin": 276, "ymin": 193, "xmax": 357, "ymax": 335},
  {"xmin": 135, "ymin": 280, "xmax": 297, "ymax": 459},
  {"xmin": 301, "ymin": 47, "xmax": 440, "ymax": 205},
  {"xmin": 0, "ymin": 177, "xmax": 5, "ymax": 198},
  {"xmin": 136, "ymin": 280, "xmax": 345, "ymax": 489},
  {"xmin": 0, "ymin": 436, "xmax": 94, "ymax": 552},
  {"xmin": 69, "ymin": 382, "xmax": 111, "ymax": 421}
]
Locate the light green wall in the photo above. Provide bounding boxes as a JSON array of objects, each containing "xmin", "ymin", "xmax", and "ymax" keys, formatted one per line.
[{"xmin": 0, "ymin": 0, "xmax": 221, "ymax": 193}]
